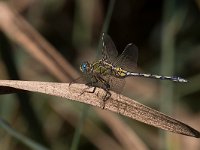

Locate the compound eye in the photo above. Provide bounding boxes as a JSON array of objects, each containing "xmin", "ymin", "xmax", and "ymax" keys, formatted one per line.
[
  {"xmin": 82, "ymin": 63, "xmax": 87, "ymax": 72},
  {"xmin": 80, "ymin": 62, "xmax": 89, "ymax": 74},
  {"xmin": 83, "ymin": 64, "xmax": 86, "ymax": 68}
]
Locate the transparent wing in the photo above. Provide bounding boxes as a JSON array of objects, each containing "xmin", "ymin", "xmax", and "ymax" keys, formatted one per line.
[
  {"xmin": 71, "ymin": 74, "xmax": 97, "ymax": 85},
  {"xmin": 70, "ymin": 76, "xmax": 86, "ymax": 84},
  {"xmin": 75, "ymin": 74, "xmax": 125, "ymax": 94},
  {"xmin": 101, "ymin": 75, "xmax": 125, "ymax": 94},
  {"xmin": 109, "ymin": 77, "xmax": 125, "ymax": 93},
  {"xmin": 114, "ymin": 43, "xmax": 138, "ymax": 72},
  {"xmin": 101, "ymin": 33, "xmax": 118, "ymax": 63}
]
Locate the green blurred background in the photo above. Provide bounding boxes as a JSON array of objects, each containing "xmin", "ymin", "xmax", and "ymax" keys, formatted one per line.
[{"xmin": 0, "ymin": 0, "xmax": 200, "ymax": 149}]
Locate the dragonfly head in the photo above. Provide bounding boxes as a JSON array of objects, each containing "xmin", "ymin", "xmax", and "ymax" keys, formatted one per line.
[{"xmin": 80, "ymin": 62, "xmax": 91, "ymax": 74}]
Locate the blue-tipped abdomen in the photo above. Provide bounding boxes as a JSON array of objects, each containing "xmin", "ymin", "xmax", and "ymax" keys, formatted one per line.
[{"xmin": 128, "ymin": 72, "xmax": 188, "ymax": 83}]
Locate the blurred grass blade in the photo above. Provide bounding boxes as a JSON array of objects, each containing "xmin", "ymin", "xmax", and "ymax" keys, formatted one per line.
[
  {"xmin": 0, "ymin": 2, "xmax": 79, "ymax": 82},
  {"xmin": 0, "ymin": 118, "xmax": 48, "ymax": 150},
  {"xmin": 0, "ymin": 80, "xmax": 199, "ymax": 138},
  {"xmin": 51, "ymin": 102, "xmax": 123, "ymax": 150},
  {"xmin": 102, "ymin": 0, "xmax": 116, "ymax": 33},
  {"xmin": 70, "ymin": 105, "xmax": 89, "ymax": 150},
  {"xmin": 0, "ymin": 31, "xmax": 49, "ymax": 147},
  {"xmin": 160, "ymin": 1, "xmax": 189, "ymax": 148},
  {"xmin": 96, "ymin": 110, "xmax": 149, "ymax": 150}
]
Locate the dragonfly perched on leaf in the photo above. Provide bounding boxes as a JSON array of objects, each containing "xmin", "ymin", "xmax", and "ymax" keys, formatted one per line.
[{"xmin": 79, "ymin": 33, "xmax": 187, "ymax": 107}]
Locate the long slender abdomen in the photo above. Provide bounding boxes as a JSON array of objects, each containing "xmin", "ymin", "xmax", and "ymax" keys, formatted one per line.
[{"xmin": 127, "ymin": 72, "xmax": 188, "ymax": 83}]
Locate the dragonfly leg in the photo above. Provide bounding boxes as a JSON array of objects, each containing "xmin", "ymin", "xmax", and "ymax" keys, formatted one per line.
[
  {"xmin": 79, "ymin": 76, "xmax": 99, "ymax": 96},
  {"xmin": 97, "ymin": 76, "xmax": 111, "ymax": 109},
  {"xmin": 86, "ymin": 80, "xmax": 111, "ymax": 109},
  {"xmin": 79, "ymin": 83, "xmax": 97, "ymax": 96},
  {"xmin": 69, "ymin": 76, "xmax": 83, "ymax": 86},
  {"xmin": 101, "ymin": 88, "xmax": 111, "ymax": 109}
]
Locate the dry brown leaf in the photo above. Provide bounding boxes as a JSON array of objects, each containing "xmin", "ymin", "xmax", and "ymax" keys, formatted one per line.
[{"xmin": 0, "ymin": 80, "xmax": 199, "ymax": 138}]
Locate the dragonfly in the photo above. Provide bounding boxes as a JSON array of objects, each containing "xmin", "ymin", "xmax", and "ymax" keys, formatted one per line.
[{"xmin": 79, "ymin": 33, "xmax": 187, "ymax": 107}]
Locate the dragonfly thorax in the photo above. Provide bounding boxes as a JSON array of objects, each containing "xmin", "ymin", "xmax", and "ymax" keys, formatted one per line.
[{"xmin": 80, "ymin": 62, "xmax": 92, "ymax": 74}]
